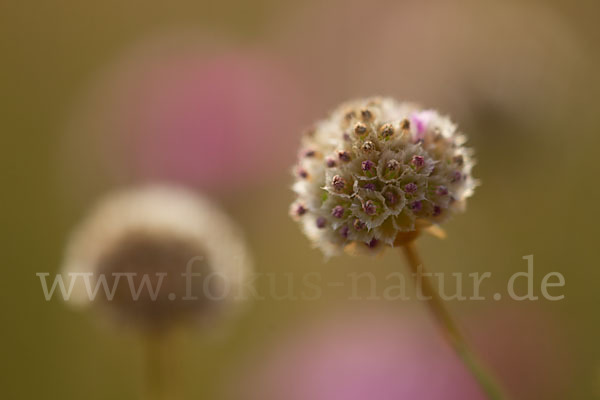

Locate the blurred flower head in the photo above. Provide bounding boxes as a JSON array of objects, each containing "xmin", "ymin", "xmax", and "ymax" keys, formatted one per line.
[
  {"xmin": 237, "ymin": 308, "xmax": 482, "ymax": 400},
  {"xmin": 236, "ymin": 305, "xmax": 570, "ymax": 400},
  {"xmin": 61, "ymin": 184, "xmax": 252, "ymax": 330},
  {"xmin": 290, "ymin": 97, "xmax": 476, "ymax": 256},
  {"xmin": 62, "ymin": 33, "xmax": 308, "ymax": 198},
  {"xmin": 270, "ymin": 0, "xmax": 588, "ymax": 125}
]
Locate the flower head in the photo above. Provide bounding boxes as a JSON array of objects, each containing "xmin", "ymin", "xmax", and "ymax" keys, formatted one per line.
[
  {"xmin": 290, "ymin": 97, "xmax": 477, "ymax": 256},
  {"xmin": 61, "ymin": 36, "xmax": 309, "ymax": 196},
  {"xmin": 61, "ymin": 185, "xmax": 252, "ymax": 329}
]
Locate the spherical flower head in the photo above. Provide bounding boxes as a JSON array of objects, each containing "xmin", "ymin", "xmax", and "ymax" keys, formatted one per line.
[
  {"xmin": 61, "ymin": 185, "xmax": 252, "ymax": 330},
  {"xmin": 290, "ymin": 97, "xmax": 477, "ymax": 257}
]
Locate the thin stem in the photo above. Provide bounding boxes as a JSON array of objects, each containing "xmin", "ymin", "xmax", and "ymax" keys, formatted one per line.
[
  {"xmin": 401, "ymin": 241, "xmax": 508, "ymax": 400},
  {"xmin": 144, "ymin": 333, "xmax": 165, "ymax": 400},
  {"xmin": 144, "ymin": 330, "xmax": 181, "ymax": 400}
]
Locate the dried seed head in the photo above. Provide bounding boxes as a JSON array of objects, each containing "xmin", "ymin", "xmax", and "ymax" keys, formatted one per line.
[
  {"xmin": 360, "ymin": 109, "xmax": 373, "ymax": 122},
  {"xmin": 61, "ymin": 185, "xmax": 252, "ymax": 329},
  {"xmin": 386, "ymin": 159, "xmax": 400, "ymax": 171},
  {"xmin": 354, "ymin": 122, "xmax": 368, "ymax": 136},
  {"xmin": 379, "ymin": 123, "xmax": 395, "ymax": 138},
  {"xmin": 361, "ymin": 141, "xmax": 375, "ymax": 152}
]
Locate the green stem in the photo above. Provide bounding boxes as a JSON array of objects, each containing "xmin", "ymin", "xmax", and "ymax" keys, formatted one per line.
[
  {"xmin": 144, "ymin": 333, "xmax": 164, "ymax": 400},
  {"xmin": 401, "ymin": 241, "xmax": 508, "ymax": 400},
  {"xmin": 144, "ymin": 331, "xmax": 177, "ymax": 400}
]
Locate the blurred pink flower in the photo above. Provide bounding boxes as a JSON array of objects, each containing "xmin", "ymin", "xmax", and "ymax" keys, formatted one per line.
[
  {"xmin": 269, "ymin": 0, "xmax": 588, "ymax": 124},
  {"xmin": 235, "ymin": 304, "xmax": 569, "ymax": 400},
  {"xmin": 62, "ymin": 34, "xmax": 309, "ymax": 195},
  {"xmin": 465, "ymin": 304, "xmax": 572, "ymax": 400},
  {"xmin": 238, "ymin": 308, "xmax": 481, "ymax": 400}
]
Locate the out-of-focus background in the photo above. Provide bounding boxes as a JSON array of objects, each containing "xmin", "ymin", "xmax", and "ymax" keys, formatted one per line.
[{"xmin": 1, "ymin": 0, "xmax": 599, "ymax": 398}]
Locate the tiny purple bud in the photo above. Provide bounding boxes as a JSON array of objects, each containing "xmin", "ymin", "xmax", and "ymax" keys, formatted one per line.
[
  {"xmin": 298, "ymin": 168, "xmax": 309, "ymax": 179},
  {"xmin": 410, "ymin": 201, "xmax": 422, "ymax": 211},
  {"xmin": 332, "ymin": 175, "xmax": 346, "ymax": 191},
  {"xmin": 361, "ymin": 160, "xmax": 375, "ymax": 171},
  {"xmin": 339, "ymin": 225, "xmax": 350, "ymax": 238},
  {"xmin": 353, "ymin": 219, "xmax": 366, "ymax": 231},
  {"xmin": 331, "ymin": 205, "xmax": 345, "ymax": 218},
  {"xmin": 326, "ymin": 158, "xmax": 336, "ymax": 168},
  {"xmin": 363, "ymin": 200, "xmax": 377, "ymax": 215},
  {"xmin": 411, "ymin": 155, "xmax": 425, "ymax": 168},
  {"xmin": 433, "ymin": 205, "xmax": 442, "ymax": 216},
  {"xmin": 435, "ymin": 185, "xmax": 448, "ymax": 196},
  {"xmin": 384, "ymin": 191, "xmax": 397, "ymax": 205},
  {"xmin": 296, "ymin": 204, "xmax": 307, "ymax": 216},
  {"xmin": 367, "ymin": 238, "xmax": 378, "ymax": 248},
  {"xmin": 452, "ymin": 171, "xmax": 462, "ymax": 182},
  {"xmin": 363, "ymin": 183, "xmax": 377, "ymax": 191},
  {"xmin": 316, "ymin": 217, "xmax": 327, "ymax": 229},
  {"xmin": 338, "ymin": 150, "xmax": 351, "ymax": 162},
  {"xmin": 404, "ymin": 182, "xmax": 418, "ymax": 193},
  {"xmin": 304, "ymin": 149, "xmax": 316, "ymax": 158}
]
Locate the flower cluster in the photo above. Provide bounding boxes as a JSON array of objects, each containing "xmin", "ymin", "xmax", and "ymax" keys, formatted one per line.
[
  {"xmin": 62, "ymin": 185, "xmax": 252, "ymax": 329},
  {"xmin": 290, "ymin": 97, "xmax": 477, "ymax": 256}
]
